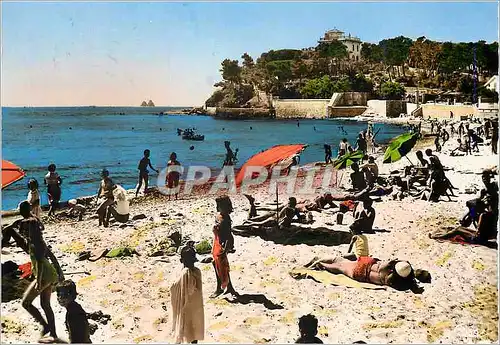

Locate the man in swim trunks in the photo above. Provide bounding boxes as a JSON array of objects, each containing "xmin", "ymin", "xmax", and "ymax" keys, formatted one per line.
[{"xmin": 136, "ymin": 149, "xmax": 159, "ymax": 197}]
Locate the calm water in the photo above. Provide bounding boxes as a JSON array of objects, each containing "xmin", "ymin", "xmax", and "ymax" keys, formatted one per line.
[{"xmin": 1, "ymin": 107, "xmax": 405, "ymax": 210}]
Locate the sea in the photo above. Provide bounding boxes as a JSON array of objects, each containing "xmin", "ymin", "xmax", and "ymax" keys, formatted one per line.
[{"xmin": 1, "ymin": 107, "xmax": 406, "ymax": 211}]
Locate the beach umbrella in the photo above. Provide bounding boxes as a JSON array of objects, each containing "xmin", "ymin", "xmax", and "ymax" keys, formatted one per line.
[
  {"xmin": 235, "ymin": 144, "xmax": 308, "ymax": 187},
  {"xmin": 332, "ymin": 150, "xmax": 364, "ymax": 170},
  {"xmin": 2, "ymin": 160, "xmax": 25, "ymax": 189},
  {"xmin": 383, "ymin": 132, "xmax": 419, "ymax": 164}
]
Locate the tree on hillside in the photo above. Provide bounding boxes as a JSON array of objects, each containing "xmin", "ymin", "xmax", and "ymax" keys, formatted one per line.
[
  {"xmin": 316, "ymin": 41, "xmax": 349, "ymax": 76},
  {"xmin": 300, "ymin": 76, "xmax": 334, "ymax": 99},
  {"xmin": 408, "ymin": 36, "xmax": 442, "ymax": 78},
  {"xmin": 241, "ymin": 53, "xmax": 255, "ymax": 69},
  {"xmin": 379, "ymin": 81, "xmax": 405, "ymax": 100},
  {"xmin": 292, "ymin": 59, "xmax": 309, "ymax": 85},
  {"xmin": 257, "ymin": 49, "xmax": 303, "ymax": 63},
  {"xmin": 220, "ymin": 59, "xmax": 242, "ymax": 84},
  {"xmin": 361, "ymin": 43, "xmax": 384, "ymax": 63},
  {"xmin": 379, "ymin": 36, "xmax": 413, "ymax": 78}
]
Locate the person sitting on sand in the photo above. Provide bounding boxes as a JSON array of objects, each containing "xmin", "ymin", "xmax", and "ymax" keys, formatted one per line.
[
  {"xmin": 344, "ymin": 225, "xmax": 369, "ymax": 261},
  {"xmin": 68, "ymin": 199, "xmax": 86, "ymax": 221},
  {"xmin": 461, "ymin": 170, "xmax": 498, "ymax": 228},
  {"xmin": 310, "ymin": 256, "xmax": 430, "ymax": 293},
  {"xmin": 211, "ymin": 195, "xmax": 237, "ymax": 298},
  {"xmin": 136, "ymin": 149, "xmax": 159, "ymax": 197},
  {"xmin": 350, "ymin": 162, "xmax": 367, "ymax": 191},
  {"xmin": 27, "ymin": 179, "xmax": 43, "ymax": 218},
  {"xmin": 350, "ymin": 197, "xmax": 376, "ymax": 233},
  {"xmin": 16, "ymin": 201, "xmax": 65, "ymax": 341},
  {"xmin": 450, "ymin": 138, "xmax": 468, "ymax": 156},
  {"xmin": 432, "ymin": 202, "xmax": 497, "ymax": 245},
  {"xmin": 361, "ymin": 156, "xmax": 378, "ymax": 181},
  {"xmin": 56, "ymin": 280, "xmax": 91, "ymax": 343},
  {"xmin": 96, "ymin": 169, "xmax": 115, "ymax": 227},
  {"xmin": 170, "ymin": 243, "xmax": 204, "ymax": 344},
  {"xmin": 295, "ymin": 314, "xmax": 323, "ymax": 344},
  {"xmin": 106, "ymin": 184, "xmax": 130, "ymax": 225},
  {"xmin": 296, "ymin": 193, "xmax": 337, "ymax": 213},
  {"xmin": 44, "ymin": 164, "xmax": 62, "ymax": 217},
  {"xmin": 244, "ymin": 194, "xmax": 258, "ymax": 219},
  {"xmin": 166, "ymin": 152, "xmax": 181, "ymax": 200}
]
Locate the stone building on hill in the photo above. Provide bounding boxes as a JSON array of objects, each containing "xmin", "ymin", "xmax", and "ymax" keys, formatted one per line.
[{"xmin": 318, "ymin": 28, "xmax": 362, "ymax": 61}]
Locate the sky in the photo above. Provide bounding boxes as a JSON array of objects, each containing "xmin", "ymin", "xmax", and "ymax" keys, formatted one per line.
[{"xmin": 1, "ymin": 1, "xmax": 498, "ymax": 107}]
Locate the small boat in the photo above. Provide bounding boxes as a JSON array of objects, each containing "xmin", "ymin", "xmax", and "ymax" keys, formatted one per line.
[{"xmin": 182, "ymin": 128, "xmax": 205, "ymax": 141}]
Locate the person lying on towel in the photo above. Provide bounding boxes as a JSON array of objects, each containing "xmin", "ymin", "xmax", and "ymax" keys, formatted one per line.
[{"xmin": 306, "ymin": 257, "xmax": 430, "ymax": 293}]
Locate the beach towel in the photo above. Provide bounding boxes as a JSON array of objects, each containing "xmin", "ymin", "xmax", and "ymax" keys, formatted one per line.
[
  {"xmin": 289, "ymin": 267, "xmax": 385, "ymax": 290},
  {"xmin": 170, "ymin": 267, "xmax": 205, "ymax": 343},
  {"xmin": 105, "ymin": 247, "xmax": 136, "ymax": 258},
  {"xmin": 19, "ymin": 262, "xmax": 32, "ymax": 279},
  {"xmin": 429, "ymin": 227, "xmax": 494, "ymax": 247}
]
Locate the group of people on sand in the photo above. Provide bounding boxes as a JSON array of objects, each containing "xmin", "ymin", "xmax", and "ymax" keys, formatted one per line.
[{"xmin": 323, "ymin": 127, "xmax": 377, "ymax": 165}]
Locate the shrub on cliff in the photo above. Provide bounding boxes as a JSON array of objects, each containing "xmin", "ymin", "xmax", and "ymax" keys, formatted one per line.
[{"xmin": 205, "ymin": 84, "xmax": 254, "ymax": 108}]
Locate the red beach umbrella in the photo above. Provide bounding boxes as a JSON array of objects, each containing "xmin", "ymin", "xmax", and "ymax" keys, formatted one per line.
[{"xmin": 2, "ymin": 160, "xmax": 25, "ymax": 189}]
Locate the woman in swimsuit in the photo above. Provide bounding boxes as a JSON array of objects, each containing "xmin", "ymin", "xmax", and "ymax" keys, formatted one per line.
[
  {"xmin": 310, "ymin": 257, "xmax": 429, "ymax": 293},
  {"xmin": 44, "ymin": 164, "xmax": 62, "ymax": 217},
  {"xmin": 18, "ymin": 201, "xmax": 64, "ymax": 341}
]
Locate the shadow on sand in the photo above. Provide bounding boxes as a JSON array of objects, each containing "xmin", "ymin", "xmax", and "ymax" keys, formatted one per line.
[
  {"xmin": 224, "ymin": 293, "xmax": 284, "ymax": 310},
  {"xmin": 233, "ymin": 225, "xmax": 353, "ymax": 246}
]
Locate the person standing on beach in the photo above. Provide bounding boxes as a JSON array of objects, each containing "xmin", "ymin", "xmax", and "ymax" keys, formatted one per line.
[
  {"xmin": 491, "ymin": 121, "xmax": 498, "ymax": 155},
  {"xmin": 356, "ymin": 133, "xmax": 367, "ymax": 155},
  {"xmin": 166, "ymin": 152, "xmax": 181, "ymax": 200},
  {"xmin": 96, "ymin": 169, "xmax": 115, "ymax": 227},
  {"xmin": 338, "ymin": 138, "xmax": 348, "ymax": 157},
  {"xmin": 324, "ymin": 144, "xmax": 332, "ymax": 164},
  {"xmin": 44, "ymin": 164, "xmax": 62, "ymax": 217},
  {"xmin": 136, "ymin": 149, "xmax": 159, "ymax": 197},
  {"xmin": 170, "ymin": 243, "xmax": 205, "ymax": 344},
  {"xmin": 223, "ymin": 141, "xmax": 235, "ymax": 167},
  {"xmin": 17, "ymin": 201, "xmax": 64, "ymax": 342},
  {"xmin": 27, "ymin": 179, "xmax": 43, "ymax": 218},
  {"xmin": 210, "ymin": 196, "xmax": 237, "ymax": 298}
]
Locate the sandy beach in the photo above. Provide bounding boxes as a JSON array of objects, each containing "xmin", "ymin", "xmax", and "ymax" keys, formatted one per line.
[{"xmin": 1, "ymin": 136, "xmax": 498, "ymax": 344}]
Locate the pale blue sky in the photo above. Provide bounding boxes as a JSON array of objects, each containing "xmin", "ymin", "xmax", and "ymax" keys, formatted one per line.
[{"xmin": 2, "ymin": 1, "xmax": 498, "ymax": 106}]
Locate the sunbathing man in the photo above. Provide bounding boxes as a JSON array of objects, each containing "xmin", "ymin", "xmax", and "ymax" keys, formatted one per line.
[
  {"xmin": 237, "ymin": 197, "xmax": 307, "ymax": 229},
  {"xmin": 297, "ymin": 193, "xmax": 337, "ymax": 212},
  {"xmin": 461, "ymin": 170, "xmax": 498, "ymax": 228},
  {"xmin": 211, "ymin": 196, "xmax": 237, "ymax": 298},
  {"xmin": 310, "ymin": 257, "xmax": 429, "ymax": 293}
]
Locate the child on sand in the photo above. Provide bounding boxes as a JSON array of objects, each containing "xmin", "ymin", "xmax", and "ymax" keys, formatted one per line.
[
  {"xmin": 27, "ymin": 179, "xmax": 42, "ymax": 218},
  {"xmin": 170, "ymin": 243, "xmax": 205, "ymax": 344},
  {"xmin": 44, "ymin": 164, "xmax": 62, "ymax": 217},
  {"xmin": 295, "ymin": 314, "xmax": 323, "ymax": 343},
  {"xmin": 56, "ymin": 280, "xmax": 92, "ymax": 343},
  {"xmin": 136, "ymin": 149, "xmax": 159, "ymax": 197},
  {"xmin": 68, "ymin": 199, "xmax": 86, "ymax": 221}
]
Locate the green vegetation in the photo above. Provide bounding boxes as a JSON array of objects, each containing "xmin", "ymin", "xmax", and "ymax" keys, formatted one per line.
[
  {"xmin": 195, "ymin": 239, "xmax": 212, "ymax": 255},
  {"xmin": 206, "ymin": 35, "xmax": 498, "ymax": 107}
]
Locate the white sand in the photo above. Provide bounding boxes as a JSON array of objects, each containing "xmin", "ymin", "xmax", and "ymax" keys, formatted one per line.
[{"xmin": 1, "ymin": 137, "xmax": 498, "ymax": 344}]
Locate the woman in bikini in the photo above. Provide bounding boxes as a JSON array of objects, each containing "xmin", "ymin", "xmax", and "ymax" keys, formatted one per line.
[{"xmin": 308, "ymin": 257, "xmax": 429, "ymax": 293}]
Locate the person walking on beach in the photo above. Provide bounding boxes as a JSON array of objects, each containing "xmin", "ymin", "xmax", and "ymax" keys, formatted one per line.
[
  {"xmin": 324, "ymin": 144, "xmax": 332, "ymax": 164},
  {"xmin": 96, "ymin": 169, "xmax": 115, "ymax": 227},
  {"xmin": 44, "ymin": 164, "xmax": 62, "ymax": 217},
  {"xmin": 210, "ymin": 195, "xmax": 237, "ymax": 298},
  {"xmin": 338, "ymin": 138, "xmax": 349, "ymax": 157},
  {"xmin": 136, "ymin": 149, "xmax": 159, "ymax": 197},
  {"xmin": 166, "ymin": 152, "xmax": 181, "ymax": 200},
  {"xmin": 170, "ymin": 243, "xmax": 205, "ymax": 344},
  {"xmin": 17, "ymin": 201, "xmax": 64, "ymax": 342},
  {"xmin": 27, "ymin": 179, "xmax": 43, "ymax": 218}
]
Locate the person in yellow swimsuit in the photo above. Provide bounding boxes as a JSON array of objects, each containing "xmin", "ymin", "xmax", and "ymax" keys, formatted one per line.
[{"xmin": 17, "ymin": 201, "xmax": 64, "ymax": 341}]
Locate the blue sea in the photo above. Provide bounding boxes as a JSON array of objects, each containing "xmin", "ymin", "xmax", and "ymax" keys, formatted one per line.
[{"xmin": 1, "ymin": 107, "xmax": 406, "ymax": 211}]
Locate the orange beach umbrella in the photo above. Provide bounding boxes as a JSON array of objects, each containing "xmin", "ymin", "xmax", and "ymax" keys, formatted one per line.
[
  {"xmin": 235, "ymin": 144, "xmax": 307, "ymax": 187},
  {"xmin": 2, "ymin": 160, "xmax": 25, "ymax": 189}
]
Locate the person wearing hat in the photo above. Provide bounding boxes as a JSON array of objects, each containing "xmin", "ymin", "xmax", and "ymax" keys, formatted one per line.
[
  {"xmin": 314, "ymin": 256, "xmax": 430, "ymax": 293},
  {"xmin": 95, "ymin": 169, "xmax": 115, "ymax": 227},
  {"xmin": 68, "ymin": 199, "xmax": 86, "ymax": 221},
  {"xmin": 170, "ymin": 243, "xmax": 205, "ymax": 343}
]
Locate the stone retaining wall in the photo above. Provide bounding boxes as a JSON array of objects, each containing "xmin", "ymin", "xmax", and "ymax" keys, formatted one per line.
[
  {"xmin": 214, "ymin": 108, "xmax": 271, "ymax": 119},
  {"xmin": 273, "ymin": 99, "xmax": 329, "ymax": 119}
]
